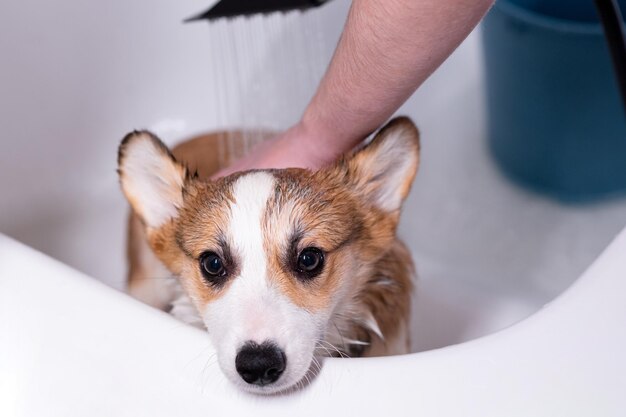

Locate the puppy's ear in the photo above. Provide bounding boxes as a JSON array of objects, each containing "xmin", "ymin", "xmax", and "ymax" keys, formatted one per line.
[
  {"xmin": 117, "ymin": 131, "xmax": 188, "ymax": 228},
  {"xmin": 339, "ymin": 117, "xmax": 420, "ymax": 212}
]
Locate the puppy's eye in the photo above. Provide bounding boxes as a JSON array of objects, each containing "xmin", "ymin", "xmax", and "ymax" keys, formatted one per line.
[
  {"xmin": 200, "ymin": 251, "xmax": 226, "ymax": 283},
  {"xmin": 295, "ymin": 247, "xmax": 324, "ymax": 278}
]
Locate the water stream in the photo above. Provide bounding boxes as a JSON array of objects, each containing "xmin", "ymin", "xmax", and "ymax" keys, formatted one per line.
[{"xmin": 205, "ymin": 7, "xmax": 335, "ymax": 160}]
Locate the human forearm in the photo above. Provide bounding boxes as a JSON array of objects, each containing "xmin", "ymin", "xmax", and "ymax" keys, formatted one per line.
[
  {"xmin": 300, "ymin": 0, "xmax": 494, "ymax": 157},
  {"xmin": 214, "ymin": 0, "xmax": 494, "ymax": 177}
]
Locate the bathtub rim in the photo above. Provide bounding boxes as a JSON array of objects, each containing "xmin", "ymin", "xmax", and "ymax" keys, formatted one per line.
[{"xmin": 1, "ymin": 226, "xmax": 625, "ymax": 415}]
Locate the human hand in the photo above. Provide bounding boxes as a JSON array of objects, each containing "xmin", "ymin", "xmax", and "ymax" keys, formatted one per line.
[{"xmin": 211, "ymin": 121, "xmax": 349, "ymax": 179}]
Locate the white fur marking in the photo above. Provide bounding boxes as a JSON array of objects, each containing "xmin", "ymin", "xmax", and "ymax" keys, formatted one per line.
[
  {"xmin": 201, "ymin": 172, "xmax": 324, "ymax": 393},
  {"xmin": 229, "ymin": 172, "xmax": 275, "ymax": 294},
  {"xmin": 170, "ymin": 285, "xmax": 205, "ymax": 329},
  {"xmin": 122, "ymin": 135, "xmax": 184, "ymax": 227},
  {"xmin": 371, "ymin": 129, "xmax": 415, "ymax": 212},
  {"xmin": 362, "ymin": 311, "xmax": 384, "ymax": 340},
  {"xmin": 374, "ymin": 277, "xmax": 396, "ymax": 287},
  {"xmin": 345, "ymin": 338, "xmax": 370, "ymax": 346}
]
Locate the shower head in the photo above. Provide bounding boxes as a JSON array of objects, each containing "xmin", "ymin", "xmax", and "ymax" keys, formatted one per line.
[{"xmin": 185, "ymin": 0, "xmax": 331, "ymax": 21}]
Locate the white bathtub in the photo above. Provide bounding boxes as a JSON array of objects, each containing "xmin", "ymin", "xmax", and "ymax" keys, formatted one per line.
[{"xmin": 1, "ymin": 0, "xmax": 626, "ymax": 414}]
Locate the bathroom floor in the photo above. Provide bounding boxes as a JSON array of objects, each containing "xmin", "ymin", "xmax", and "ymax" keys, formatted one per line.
[{"xmin": 3, "ymin": 27, "xmax": 626, "ymax": 354}]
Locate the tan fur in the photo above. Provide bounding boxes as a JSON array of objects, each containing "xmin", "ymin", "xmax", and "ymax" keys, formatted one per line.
[
  {"xmin": 354, "ymin": 239, "xmax": 414, "ymax": 355},
  {"xmin": 120, "ymin": 119, "xmax": 418, "ymax": 358},
  {"xmin": 126, "ymin": 214, "xmax": 174, "ymax": 309},
  {"xmin": 124, "ymin": 131, "xmax": 272, "ymax": 304}
]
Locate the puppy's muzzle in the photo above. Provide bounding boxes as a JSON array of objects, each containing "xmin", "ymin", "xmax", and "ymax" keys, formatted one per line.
[{"xmin": 235, "ymin": 341, "xmax": 286, "ymax": 386}]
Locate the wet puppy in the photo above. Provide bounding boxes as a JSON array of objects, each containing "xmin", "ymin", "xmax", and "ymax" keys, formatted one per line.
[{"xmin": 117, "ymin": 117, "xmax": 419, "ymax": 393}]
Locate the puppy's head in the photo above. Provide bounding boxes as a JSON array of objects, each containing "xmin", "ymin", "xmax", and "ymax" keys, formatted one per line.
[{"xmin": 118, "ymin": 117, "xmax": 419, "ymax": 393}]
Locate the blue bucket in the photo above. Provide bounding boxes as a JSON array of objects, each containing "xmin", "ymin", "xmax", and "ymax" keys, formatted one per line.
[{"xmin": 482, "ymin": 0, "xmax": 626, "ymax": 202}]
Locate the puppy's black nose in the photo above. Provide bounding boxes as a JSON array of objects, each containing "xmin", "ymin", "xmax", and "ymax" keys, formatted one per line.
[{"xmin": 235, "ymin": 341, "xmax": 286, "ymax": 386}]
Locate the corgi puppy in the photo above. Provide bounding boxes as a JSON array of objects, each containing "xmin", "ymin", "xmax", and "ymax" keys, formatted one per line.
[{"xmin": 117, "ymin": 117, "xmax": 419, "ymax": 394}]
